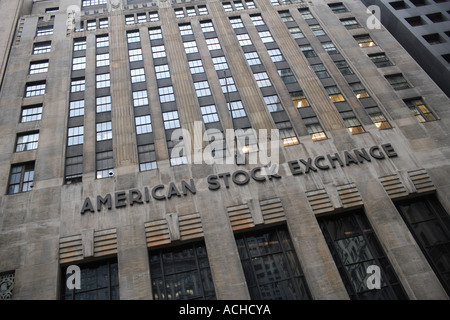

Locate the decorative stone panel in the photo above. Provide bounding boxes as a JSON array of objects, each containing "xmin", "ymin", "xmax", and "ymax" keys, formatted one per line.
[
  {"xmin": 260, "ymin": 198, "xmax": 286, "ymax": 224},
  {"xmin": 306, "ymin": 189, "xmax": 334, "ymax": 214},
  {"xmin": 337, "ymin": 183, "xmax": 363, "ymax": 209},
  {"xmin": 227, "ymin": 204, "xmax": 255, "ymax": 231},
  {"xmin": 408, "ymin": 169, "xmax": 436, "ymax": 194},
  {"xmin": 379, "ymin": 174, "xmax": 409, "ymax": 199}
]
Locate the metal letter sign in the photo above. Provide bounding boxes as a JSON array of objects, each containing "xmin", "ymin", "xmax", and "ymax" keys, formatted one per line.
[{"xmin": 66, "ymin": 265, "xmax": 81, "ymax": 290}]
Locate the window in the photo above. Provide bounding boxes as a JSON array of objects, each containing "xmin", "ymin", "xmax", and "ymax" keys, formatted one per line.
[
  {"xmin": 16, "ymin": 132, "xmax": 39, "ymax": 152},
  {"xmin": 163, "ymin": 111, "xmax": 181, "ymax": 129},
  {"xmin": 183, "ymin": 41, "xmax": 198, "ymax": 54},
  {"xmin": 149, "ymin": 28, "xmax": 163, "ymax": 40},
  {"xmin": 99, "ymin": 18, "xmax": 109, "ymax": 29},
  {"xmin": 326, "ymin": 86, "xmax": 345, "ymax": 103},
  {"xmin": 206, "ymin": 38, "xmax": 221, "ymax": 51},
  {"xmin": 390, "ymin": 0, "xmax": 409, "ymax": 6},
  {"xmin": 174, "ymin": 8, "xmax": 185, "ymax": 18},
  {"xmin": 263, "ymin": 95, "xmax": 283, "ymax": 113},
  {"xmin": 354, "ymin": 34, "xmax": 376, "ymax": 47},
  {"xmin": 125, "ymin": 15, "xmax": 135, "ymax": 25},
  {"xmin": 74, "ymin": 38, "xmax": 86, "ymax": 51},
  {"xmin": 335, "ymin": 60, "xmax": 354, "ymax": 75},
  {"xmin": 236, "ymin": 34, "xmax": 253, "ymax": 46},
  {"xmin": 96, "ymin": 96, "xmax": 112, "ymax": 113},
  {"xmin": 395, "ymin": 196, "xmax": 450, "ymax": 295},
  {"xmin": 68, "ymin": 126, "xmax": 84, "ymax": 146},
  {"xmin": 96, "ymin": 35, "xmax": 109, "ymax": 48},
  {"xmin": 341, "ymin": 18, "xmax": 361, "ymax": 29},
  {"xmin": 33, "ymin": 41, "xmax": 51, "ymax": 54},
  {"xmin": 299, "ymin": 45, "xmax": 317, "ymax": 58},
  {"xmin": 130, "ymin": 68, "xmax": 146, "ymax": 83},
  {"xmin": 219, "ymin": 77, "xmax": 237, "ymax": 93},
  {"xmin": 253, "ymin": 72, "xmax": 272, "ymax": 88},
  {"xmin": 25, "ymin": 82, "xmax": 46, "ymax": 97},
  {"xmin": 82, "ymin": 0, "xmax": 107, "ymax": 7},
  {"xmin": 200, "ymin": 21, "xmax": 215, "ymax": 33},
  {"xmin": 322, "ymin": 42, "xmax": 340, "ymax": 54},
  {"xmin": 133, "ymin": 90, "xmax": 149, "ymax": 107},
  {"xmin": 149, "ymin": 12, "xmax": 159, "ymax": 22},
  {"xmin": 299, "ymin": 8, "xmax": 314, "ymax": 19},
  {"xmin": 187, "ymin": 6, "xmax": 196, "ymax": 17},
  {"xmin": 212, "ymin": 56, "xmax": 229, "ymax": 70},
  {"xmin": 129, "ymin": 48, "xmax": 143, "ymax": 62},
  {"xmin": 138, "ymin": 144, "xmax": 157, "ymax": 172},
  {"xmin": 96, "ymin": 121, "xmax": 112, "ymax": 141},
  {"xmin": 96, "ymin": 53, "xmax": 110, "ymax": 67},
  {"xmin": 96, "ymin": 73, "xmax": 111, "ymax": 89},
  {"xmin": 69, "ymin": 100, "xmax": 85, "ymax": 117},
  {"xmin": 291, "ymin": 91, "xmax": 310, "ymax": 108},
  {"xmin": 230, "ymin": 17, "xmax": 244, "ymax": 29},
  {"xmin": 65, "ymin": 155, "xmax": 83, "ymax": 182},
  {"xmin": 268, "ymin": 48, "xmax": 285, "ymax": 62},
  {"xmin": 159, "ymin": 86, "xmax": 175, "ymax": 104},
  {"xmin": 279, "ymin": 11, "xmax": 294, "ymax": 22},
  {"xmin": 423, "ymin": 33, "xmax": 445, "ymax": 45},
  {"xmin": 155, "ymin": 64, "xmax": 170, "ymax": 79},
  {"xmin": 200, "ymin": 105, "xmax": 220, "ymax": 123},
  {"xmin": 250, "ymin": 14, "xmax": 265, "ymax": 26},
  {"xmin": 198, "ymin": 5, "xmax": 209, "ymax": 15},
  {"xmin": 405, "ymin": 16, "xmax": 426, "ymax": 27},
  {"xmin": 149, "ymin": 243, "xmax": 216, "ymax": 300},
  {"xmin": 278, "ymin": 68, "xmax": 297, "ymax": 84},
  {"xmin": 368, "ymin": 53, "xmax": 393, "ymax": 68},
  {"xmin": 306, "ymin": 123, "xmax": 327, "ymax": 141},
  {"xmin": 311, "ymin": 64, "xmax": 330, "ymax": 79},
  {"xmin": 152, "ymin": 45, "xmax": 166, "ymax": 58},
  {"xmin": 21, "ymin": 105, "xmax": 43, "ymax": 122},
  {"xmin": 36, "ymin": 25, "xmax": 53, "ymax": 37},
  {"xmin": 179, "ymin": 24, "xmax": 193, "ymax": 36},
  {"xmin": 328, "ymin": 2, "xmax": 348, "ymax": 13},
  {"xmin": 343, "ymin": 116, "xmax": 365, "ymax": 134},
  {"xmin": 404, "ymin": 98, "xmax": 436, "ymax": 122},
  {"xmin": 385, "ymin": 74, "xmax": 411, "ymax": 90},
  {"xmin": 188, "ymin": 60, "xmax": 205, "ymax": 74},
  {"xmin": 244, "ymin": 52, "xmax": 261, "ymax": 65},
  {"xmin": 72, "ymin": 57, "xmax": 86, "ymax": 71},
  {"xmin": 194, "ymin": 81, "xmax": 212, "ymax": 97},
  {"xmin": 86, "ymin": 20, "xmax": 96, "ymax": 31},
  {"xmin": 137, "ymin": 13, "xmax": 147, "ymax": 24},
  {"xmin": 410, "ymin": 0, "xmax": 427, "ymax": 6},
  {"xmin": 29, "ymin": 60, "xmax": 49, "ymax": 74},
  {"xmin": 276, "ymin": 121, "xmax": 299, "ymax": 146},
  {"xmin": 369, "ymin": 112, "xmax": 392, "ymax": 130},
  {"xmin": 228, "ymin": 100, "xmax": 247, "ymax": 118},
  {"xmin": 235, "ymin": 227, "xmax": 311, "ymax": 300},
  {"xmin": 7, "ymin": 162, "xmax": 35, "ymax": 194},
  {"xmin": 61, "ymin": 259, "xmax": 119, "ymax": 300},
  {"xmin": 288, "ymin": 27, "xmax": 305, "ymax": 39},
  {"xmin": 135, "ymin": 115, "xmax": 152, "ymax": 134},
  {"xmin": 310, "ymin": 24, "xmax": 326, "ymax": 36},
  {"xmin": 318, "ymin": 210, "xmax": 408, "ymax": 299},
  {"xmin": 127, "ymin": 31, "xmax": 140, "ymax": 44},
  {"xmin": 349, "ymin": 82, "xmax": 370, "ymax": 99},
  {"xmin": 258, "ymin": 31, "xmax": 274, "ymax": 43},
  {"xmin": 96, "ymin": 151, "xmax": 114, "ymax": 179},
  {"xmin": 71, "ymin": 78, "xmax": 85, "ymax": 93},
  {"xmin": 427, "ymin": 12, "xmax": 446, "ymax": 23}
]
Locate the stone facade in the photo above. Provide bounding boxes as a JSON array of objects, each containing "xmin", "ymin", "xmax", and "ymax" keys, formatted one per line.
[{"xmin": 0, "ymin": 0, "xmax": 449, "ymax": 300}]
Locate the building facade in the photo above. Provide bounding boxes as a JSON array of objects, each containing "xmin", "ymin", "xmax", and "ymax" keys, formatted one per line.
[
  {"xmin": 0, "ymin": 0, "xmax": 449, "ymax": 300},
  {"xmin": 360, "ymin": 0, "xmax": 450, "ymax": 99}
]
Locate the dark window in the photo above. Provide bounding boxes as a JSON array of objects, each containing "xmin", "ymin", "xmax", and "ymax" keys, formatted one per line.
[
  {"xmin": 7, "ymin": 162, "xmax": 35, "ymax": 194},
  {"xmin": 318, "ymin": 210, "xmax": 409, "ymax": 300},
  {"xmin": 389, "ymin": 1, "xmax": 409, "ymax": 10},
  {"xmin": 395, "ymin": 196, "xmax": 450, "ymax": 295},
  {"xmin": 423, "ymin": 33, "xmax": 445, "ymax": 44},
  {"xmin": 149, "ymin": 242, "xmax": 216, "ymax": 300},
  {"xmin": 442, "ymin": 54, "xmax": 450, "ymax": 64},
  {"xmin": 385, "ymin": 73, "xmax": 411, "ymax": 90},
  {"xmin": 368, "ymin": 52, "xmax": 393, "ymax": 67},
  {"xmin": 328, "ymin": 2, "xmax": 349, "ymax": 13},
  {"xmin": 427, "ymin": 12, "xmax": 446, "ymax": 22},
  {"xmin": 235, "ymin": 226, "xmax": 312, "ymax": 300},
  {"xmin": 61, "ymin": 259, "xmax": 119, "ymax": 300},
  {"xmin": 405, "ymin": 16, "xmax": 426, "ymax": 26},
  {"xmin": 410, "ymin": 0, "xmax": 428, "ymax": 6}
]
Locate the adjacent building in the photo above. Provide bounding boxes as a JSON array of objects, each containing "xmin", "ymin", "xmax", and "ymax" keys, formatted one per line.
[{"xmin": 0, "ymin": 0, "xmax": 449, "ymax": 300}]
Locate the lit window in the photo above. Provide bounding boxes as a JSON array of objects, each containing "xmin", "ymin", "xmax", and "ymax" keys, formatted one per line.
[
  {"xmin": 86, "ymin": 20, "xmax": 96, "ymax": 31},
  {"xmin": 163, "ymin": 111, "xmax": 181, "ymax": 129},
  {"xmin": 152, "ymin": 45, "xmax": 166, "ymax": 58},
  {"xmin": 36, "ymin": 25, "xmax": 53, "ymax": 37},
  {"xmin": 198, "ymin": 5, "xmax": 209, "ymax": 15},
  {"xmin": 149, "ymin": 12, "xmax": 159, "ymax": 22},
  {"xmin": 129, "ymin": 48, "xmax": 143, "ymax": 62},
  {"xmin": 306, "ymin": 123, "xmax": 327, "ymax": 141},
  {"xmin": 72, "ymin": 57, "xmax": 86, "ymax": 70},
  {"xmin": 7, "ymin": 163, "xmax": 35, "ymax": 194},
  {"xmin": 354, "ymin": 34, "xmax": 377, "ymax": 47},
  {"xmin": 404, "ymin": 98, "xmax": 436, "ymax": 122},
  {"xmin": 73, "ymin": 38, "xmax": 86, "ymax": 51},
  {"xmin": 71, "ymin": 78, "xmax": 85, "ymax": 93},
  {"xmin": 236, "ymin": 34, "xmax": 253, "ymax": 46},
  {"xmin": 276, "ymin": 121, "xmax": 299, "ymax": 146},
  {"xmin": 125, "ymin": 15, "xmax": 135, "ymax": 25},
  {"xmin": 96, "ymin": 53, "xmax": 110, "ymax": 67},
  {"xmin": 130, "ymin": 68, "xmax": 146, "ymax": 83},
  {"xmin": 250, "ymin": 14, "xmax": 265, "ymax": 26},
  {"xmin": 343, "ymin": 116, "xmax": 365, "ymax": 134},
  {"xmin": 179, "ymin": 24, "xmax": 193, "ymax": 36},
  {"xmin": 200, "ymin": 21, "xmax": 215, "ymax": 33},
  {"xmin": 175, "ymin": 8, "xmax": 185, "ymax": 18},
  {"xmin": 349, "ymin": 82, "xmax": 370, "ymax": 99},
  {"xmin": 127, "ymin": 31, "xmax": 141, "ymax": 43},
  {"xmin": 137, "ymin": 13, "xmax": 147, "ymax": 24},
  {"xmin": 149, "ymin": 28, "xmax": 163, "ymax": 40},
  {"xmin": 16, "ymin": 132, "xmax": 39, "ymax": 152},
  {"xmin": 258, "ymin": 31, "xmax": 274, "ymax": 43},
  {"xmin": 369, "ymin": 112, "xmax": 392, "ymax": 129},
  {"xmin": 96, "ymin": 35, "xmax": 109, "ymax": 47},
  {"xmin": 290, "ymin": 91, "xmax": 310, "ymax": 108},
  {"xmin": 326, "ymin": 86, "xmax": 345, "ymax": 103}
]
